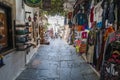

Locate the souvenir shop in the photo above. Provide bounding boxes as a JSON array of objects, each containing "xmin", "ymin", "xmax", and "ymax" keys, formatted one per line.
[
  {"xmin": 0, "ymin": 0, "xmax": 42, "ymax": 80},
  {"xmin": 67, "ymin": 0, "xmax": 120, "ymax": 79}
]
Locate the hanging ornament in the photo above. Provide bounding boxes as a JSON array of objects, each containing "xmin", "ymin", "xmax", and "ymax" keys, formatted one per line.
[{"xmin": 28, "ymin": 15, "xmax": 31, "ymax": 22}]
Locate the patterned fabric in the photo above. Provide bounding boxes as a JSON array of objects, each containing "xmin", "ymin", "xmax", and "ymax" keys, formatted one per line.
[
  {"xmin": 88, "ymin": 31, "xmax": 96, "ymax": 46},
  {"xmin": 104, "ymin": 26, "xmax": 114, "ymax": 42},
  {"xmin": 80, "ymin": 44, "xmax": 86, "ymax": 53},
  {"xmin": 101, "ymin": 41, "xmax": 120, "ymax": 80},
  {"xmin": 75, "ymin": 39, "xmax": 81, "ymax": 47},
  {"xmin": 86, "ymin": 30, "xmax": 96, "ymax": 63}
]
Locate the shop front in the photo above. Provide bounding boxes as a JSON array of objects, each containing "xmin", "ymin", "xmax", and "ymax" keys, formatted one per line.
[{"xmin": 0, "ymin": 0, "xmax": 41, "ymax": 80}]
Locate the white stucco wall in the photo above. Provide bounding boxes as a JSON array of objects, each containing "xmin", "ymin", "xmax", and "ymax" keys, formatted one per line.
[
  {"xmin": 24, "ymin": 4, "xmax": 34, "ymax": 22},
  {"xmin": 16, "ymin": 0, "xmax": 25, "ymax": 23}
]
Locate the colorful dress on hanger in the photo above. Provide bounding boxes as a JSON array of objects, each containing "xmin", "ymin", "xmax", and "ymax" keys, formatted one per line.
[{"xmin": 77, "ymin": 13, "xmax": 86, "ymax": 25}]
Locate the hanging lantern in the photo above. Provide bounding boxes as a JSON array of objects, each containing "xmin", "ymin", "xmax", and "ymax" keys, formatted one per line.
[{"xmin": 28, "ymin": 15, "xmax": 31, "ymax": 22}]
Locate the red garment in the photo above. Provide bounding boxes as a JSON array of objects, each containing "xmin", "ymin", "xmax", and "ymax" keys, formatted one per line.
[
  {"xmin": 91, "ymin": 21, "xmax": 96, "ymax": 28},
  {"xmin": 82, "ymin": 32, "xmax": 87, "ymax": 39},
  {"xmin": 81, "ymin": 25, "xmax": 85, "ymax": 31},
  {"xmin": 68, "ymin": 12, "xmax": 72, "ymax": 19},
  {"xmin": 90, "ymin": 7, "xmax": 94, "ymax": 23},
  {"xmin": 75, "ymin": 40, "xmax": 81, "ymax": 47},
  {"xmin": 80, "ymin": 44, "xmax": 86, "ymax": 53}
]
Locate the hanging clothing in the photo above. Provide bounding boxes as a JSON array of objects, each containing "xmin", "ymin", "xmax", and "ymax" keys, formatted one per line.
[
  {"xmin": 68, "ymin": 20, "xmax": 72, "ymax": 28},
  {"xmin": 64, "ymin": 17, "xmax": 67, "ymax": 25},
  {"xmin": 90, "ymin": 7, "xmax": 94, "ymax": 23},
  {"xmin": 77, "ymin": 26, "xmax": 82, "ymax": 32},
  {"xmin": 104, "ymin": 26, "xmax": 115, "ymax": 42},
  {"xmin": 101, "ymin": 1, "xmax": 109, "ymax": 29},
  {"xmin": 101, "ymin": 42, "xmax": 120, "ymax": 80},
  {"xmin": 86, "ymin": 30, "xmax": 96, "ymax": 63},
  {"xmin": 94, "ymin": 1, "xmax": 103, "ymax": 29},
  {"xmin": 108, "ymin": 1, "xmax": 115, "ymax": 24},
  {"xmin": 87, "ymin": 30, "xmax": 96, "ymax": 46},
  {"xmin": 83, "ymin": 24, "xmax": 89, "ymax": 30},
  {"xmin": 96, "ymin": 30, "xmax": 105, "ymax": 70},
  {"xmin": 81, "ymin": 25, "xmax": 85, "ymax": 31},
  {"xmin": 97, "ymin": 22, "xmax": 102, "ymax": 29},
  {"xmin": 76, "ymin": 45, "xmax": 80, "ymax": 53},
  {"xmin": 80, "ymin": 43, "xmax": 87, "ymax": 53},
  {"xmin": 93, "ymin": 30, "xmax": 102, "ymax": 66},
  {"xmin": 82, "ymin": 31, "xmax": 87, "ymax": 39},
  {"xmin": 75, "ymin": 39, "xmax": 81, "ymax": 47},
  {"xmin": 77, "ymin": 13, "xmax": 86, "ymax": 25},
  {"xmin": 72, "ymin": 15, "xmax": 77, "ymax": 25},
  {"xmin": 68, "ymin": 12, "xmax": 73, "ymax": 19},
  {"xmin": 100, "ymin": 32, "xmax": 120, "ymax": 80},
  {"xmin": 87, "ymin": 45, "xmax": 94, "ymax": 63}
]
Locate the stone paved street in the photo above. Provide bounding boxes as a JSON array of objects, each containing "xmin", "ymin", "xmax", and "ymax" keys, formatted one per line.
[{"xmin": 16, "ymin": 39, "xmax": 99, "ymax": 80}]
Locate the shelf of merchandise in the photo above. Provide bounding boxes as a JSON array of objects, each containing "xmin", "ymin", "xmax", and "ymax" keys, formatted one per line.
[{"xmin": 15, "ymin": 23, "xmax": 32, "ymax": 51}]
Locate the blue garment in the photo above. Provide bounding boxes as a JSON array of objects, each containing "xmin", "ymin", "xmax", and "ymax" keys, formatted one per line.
[
  {"xmin": 77, "ymin": 13, "xmax": 86, "ymax": 25},
  {"xmin": 64, "ymin": 17, "xmax": 67, "ymax": 25},
  {"xmin": 16, "ymin": 37, "xmax": 26, "ymax": 43},
  {"xmin": 97, "ymin": 22, "xmax": 102, "ymax": 29},
  {"xmin": 84, "ymin": 24, "xmax": 89, "ymax": 30},
  {"xmin": 68, "ymin": 20, "xmax": 72, "ymax": 28}
]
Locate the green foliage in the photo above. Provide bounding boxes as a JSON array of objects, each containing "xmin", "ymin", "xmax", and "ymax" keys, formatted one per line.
[{"xmin": 39, "ymin": 0, "xmax": 65, "ymax": 16}]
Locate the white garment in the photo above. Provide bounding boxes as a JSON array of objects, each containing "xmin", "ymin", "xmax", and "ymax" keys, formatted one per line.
[
  {"xmin": 72, "ymin": 15, "xmax": 77, "ymax": 24},
  {"xmin": 93, "ymin": 1, "xmax": 103, "ymax": 22}
]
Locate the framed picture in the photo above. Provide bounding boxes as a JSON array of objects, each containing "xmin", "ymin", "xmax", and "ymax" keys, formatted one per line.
[
  {"xmin": 0, "ymin": 3, "xmax": 13, "ymax": 53},
  {"xmin": 0, "ymin": 11, "xmax": 8, "ymax": 48}
]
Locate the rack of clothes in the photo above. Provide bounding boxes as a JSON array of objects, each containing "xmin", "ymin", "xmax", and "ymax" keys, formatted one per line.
[
  {"xmin": 100, "ymin": 29, "xmax": 120, "ymax": 80},
  {"xmin": 86, "ymin": 0, "xmax": 118, "ymax": 67},
  {"xmin": 86, "ymin": 25, "xmax": 120, "ymax": 80}
]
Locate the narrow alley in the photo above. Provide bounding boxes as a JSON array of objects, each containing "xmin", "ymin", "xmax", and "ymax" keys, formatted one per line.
[
  {"xmin": 16, "ymin": 39, "xmax": 99, "ymax": 80},
  {"xmin": 1, "ymin": 0, "xmax": 120, "ymax": 80}
]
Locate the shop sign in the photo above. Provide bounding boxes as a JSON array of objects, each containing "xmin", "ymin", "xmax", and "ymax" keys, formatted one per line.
[{"xmin": 24, "ymin": 0, "xmax": 41, "ymax": 7}]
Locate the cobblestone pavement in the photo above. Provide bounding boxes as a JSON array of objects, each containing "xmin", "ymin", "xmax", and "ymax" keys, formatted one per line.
[{"xmin": 16, "ymin": 39, "xmax": 99, "ymax": 80}]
